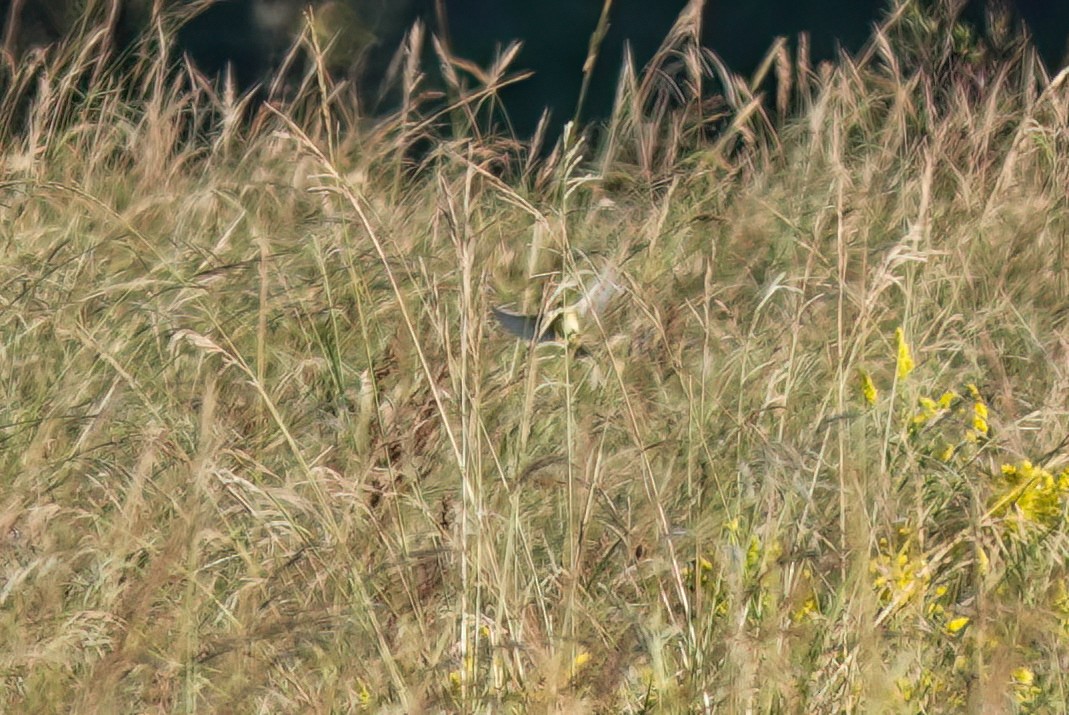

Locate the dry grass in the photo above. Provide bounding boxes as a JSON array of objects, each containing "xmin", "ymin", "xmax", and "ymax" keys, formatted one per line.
[{"xmin": 4, "ymin": 1, "xmax": 1069, "ymax": 712}]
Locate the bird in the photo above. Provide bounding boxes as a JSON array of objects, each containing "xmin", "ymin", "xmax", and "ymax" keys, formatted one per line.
[{"xmin": 492, "ymin": 264, "xmax": 620, "ymax": 347}]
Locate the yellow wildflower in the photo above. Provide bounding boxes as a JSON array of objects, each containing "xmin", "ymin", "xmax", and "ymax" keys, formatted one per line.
[
  {"xmin": 746, "ymin": 536, "xmax": 762, "ymax": 572},
  {"xmin": 910, "ymin": 393, "xmax": 950, "ymax": 432},
  {"xmin": 896, "ymin": 676, "xmax": 914, "ymax": 702},
  {"xmin": 896, "ymin": 327, "xmax": 915, "ymax": 380},
  {"xmin": 1012, "ymin": 666, "xmax": 1040, "ymax": 705},
  {"xmin": 939, "ymin": 443, "xmax": 956, "ymax": 462},
  {"xmin": 1054, "ymin": 581, "xmax": 1069, "ymax": 634},
  {"xmin": 945, "ymin": 616, "xmax": 970, "ymax": 634},
  {"xmin": 994, "ymin": 461, "xmax": 1069, "ymax": 532},
  {"xmin": 972, "ymin": 400, "xmax": 989, "ymax": 435},
  {"xmin": 911, "ymin": 403, "xmax": 935, "ymax": 431},
  {"xmin": 872, "ymin": 542, "xmax": 929, "ymax": 606},
  {"xmin": 792, "ymin": 595, "xmax": 820, "ymax": 623},
  {"xmin": 683, "ymin": 555, "xmax": 715, "ymax": 589},
  {"xmin": 859, "ymin": 368, "xmax": 878, "ymax": 405},
  {"xmin": 571, "ymin": 651, "xmax": 591, "ymax": 677}
]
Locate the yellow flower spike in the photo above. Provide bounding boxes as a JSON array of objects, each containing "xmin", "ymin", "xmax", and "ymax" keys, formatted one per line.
[
  {"xmin": 1012, "ymin": 667, "xmax": 1034, "ymax": 686},
  {"xmin": 910, "ymin": 396, "xmax": 942, "ymax": 432},
  {"xmin": 792, "ymin": 596, "xmax": 819, "ymax": 623},
  {"xmin": 747, "ymin": 536, "xmax": 762, "ymax": 566},
  {"xmin": 859, "ymin": 368, "xmax": 878, "ymax": 405},
  {"xmin": 895, "ymin": 327, "xmax": 915, "ymax": 379},
  {"xmin": 939, "ymin": 443, "xmax": 956, "ymax": 462},
  {"xmin": 945, "ymin": 616, "xmax": 970, "ymax": 634},
  {"xmin": 896, "ymin": 677, "xmax": 914, "ymax": 702},
  {"xmin": 571, "ymin": 651, "xmax": 591, "ymax": 675},
  {"xmin": 995, "ymin": 460, "xmax": 1067, "ymax": 528},
  {"xmin": 1011, "ymin": 666, "xmax": 1040, "ymax": 705},
  {"xmin": 1055, "ymin": 581, "xmax": 1069, "ymax": 609}
]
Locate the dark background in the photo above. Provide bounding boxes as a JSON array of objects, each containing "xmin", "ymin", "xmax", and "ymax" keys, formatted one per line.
[
  {"xmin": 443, "ymin": 0, "xmax": 1069, "ymax": 136},
  {"xmin": 5, "ymin": 0, "xmax": 1069, "ymax": 136},
  {"xmin": 444, "ymin": 0, "xmax": 890, "ymax": 136}
]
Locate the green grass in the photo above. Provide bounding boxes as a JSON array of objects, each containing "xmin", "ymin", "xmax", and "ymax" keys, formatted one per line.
[{"xmin": 3, "ymin": 2, "xmax": 1069, "ymax": 712}]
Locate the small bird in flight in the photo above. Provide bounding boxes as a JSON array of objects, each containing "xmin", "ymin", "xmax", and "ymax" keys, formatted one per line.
[{"xmin": 492, "ymin": 264, "xmax": 620, "ymax": 347}]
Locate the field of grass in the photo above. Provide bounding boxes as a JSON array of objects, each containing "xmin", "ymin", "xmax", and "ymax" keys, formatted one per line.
[{"xmin": 4, "ymin": 2, "xmax": 1069, "ymax": 712}]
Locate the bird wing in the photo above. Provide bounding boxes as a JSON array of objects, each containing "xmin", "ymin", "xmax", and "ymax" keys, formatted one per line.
[
  {"xmin": 491, "ymin": 306, "xmax": 557, "ymax": 342},
  {"xmin": 571, "ymin": 265, "xmax": 620, "ymax": 318}
]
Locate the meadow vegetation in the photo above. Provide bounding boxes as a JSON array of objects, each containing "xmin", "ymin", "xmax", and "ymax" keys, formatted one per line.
[{"xmin": 4, "ymin": 1, "xmax": 1069, "ymax": 711}]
